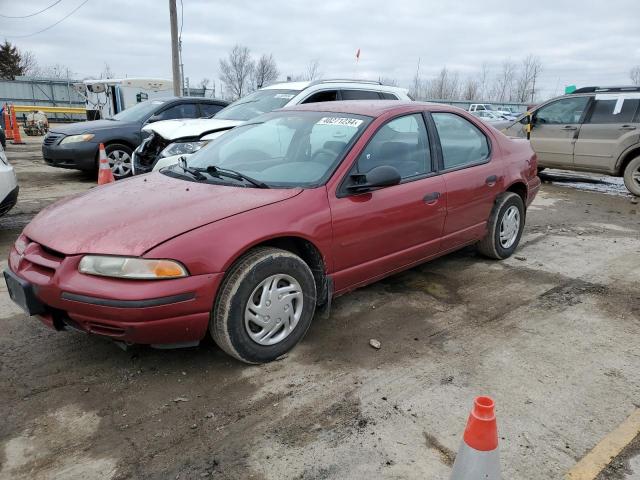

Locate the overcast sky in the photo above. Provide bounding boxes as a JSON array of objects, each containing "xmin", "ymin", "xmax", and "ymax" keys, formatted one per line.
[{"xmin": 2, "ymin": 0, "xmax": 639, "ymax": 99}]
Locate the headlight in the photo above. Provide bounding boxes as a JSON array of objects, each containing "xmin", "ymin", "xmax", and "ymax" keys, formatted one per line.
[
  {"xmin": 78, "ymin": 256, "xmax": 188, "ymax": 279},
  {"xmin": 160, "ymin": 140, "xmax": 209, "ymax": 158},
  {"xmin": 60, "ymin": 134, "xmax": 95, "ymax": 144}
]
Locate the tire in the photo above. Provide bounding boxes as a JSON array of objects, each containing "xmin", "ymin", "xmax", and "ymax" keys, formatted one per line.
[
  {"xmin": 105, "ymin": 143, "xmax": 133, "ymax": 179},
  {"xmin": 623, "ymin": 156, "xmax": 640, "ymax": 197},
  {"xmin": 211, "ymin": 247, "xmax": 317, "ymax": 364},
  {"xmin": 477, "ymin": 192, "xmax": 525, "ymax": 260}
]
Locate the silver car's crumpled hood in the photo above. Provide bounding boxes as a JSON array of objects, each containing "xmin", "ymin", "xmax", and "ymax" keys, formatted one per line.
[{"xmin": 142, "ymin": 118, "xmax": 243, "ymax": 140}]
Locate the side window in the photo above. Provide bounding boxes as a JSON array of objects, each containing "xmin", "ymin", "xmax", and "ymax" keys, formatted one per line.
[
  {"xmin": 432, "ymin": 113, "xmax": 490, "ymax": 169},
  {"xmin": 199, "ymin": 103, "xmax": 225, "ymax": 117},
  {"xmin": 356, "ymin": 113, "xmax": 431, "ymax": 179},
  {"xmin": 301, "ymin": 90, "xmax": 338, "ymax": 104},
  {"xmin": 535, "ymin": 96, "xmax": 589, "ymax": 124},
  {"xmin": 380, "ymin": 92, "xmax": 399, "ymax": 100},
  {"xmin": 155, "ymin": 103, "xmax": 198, "ymax": 121},
  {"xmin": 340, "ymin": 90, "xmax": 382, "ymax": 100},
  {"xmin": 587, "ymin": 98, "xmax": 640, "ymax": 124}
]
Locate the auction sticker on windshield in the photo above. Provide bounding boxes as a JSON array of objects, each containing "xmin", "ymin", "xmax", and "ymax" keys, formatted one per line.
[
  {"xmin": 274, "ymin": 94, "xmax": 295, "ymax": 99},
  {"xmin": 317, "ymin": 117, "xmax": 363, "ymax": 127}
]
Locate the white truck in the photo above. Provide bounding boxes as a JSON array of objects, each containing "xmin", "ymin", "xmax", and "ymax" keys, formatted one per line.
[{"xmin": 73, "ymin": 78, "xmax": 173, "ymax": 120}]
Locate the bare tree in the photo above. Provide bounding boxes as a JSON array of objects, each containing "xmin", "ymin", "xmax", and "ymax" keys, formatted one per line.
[
  {"xmin": 219, "ymin": 45, "xmax": 255, "ymax": 100},
  {"xmin": 100, "ymin": 63, "xmax": 114, "ymax": 79},
  {"xmin": 631, "ymin": 66, "xmax": 640, "ymax": 85},
  {"xmin": 39, "ymin": 63, "xmax": 74, "ymax": 79},
  {"xmin": 461, "ymin": 76, "xmax": 480, "ymax": 100},
  {"xmin": 198, "ymin": 78, "xmax": 210, "ymax": 90},
  {"xmin": 514, "ymin": 55, "xmax": 543, "ymax": 102},
  {"xmin": 305, "ymin": 60, "xmax": 321, "ymax": 81},
  {"xmin": 20, "ymin": 50, "xmax": 39, "ymax": 77},
  {"xmin": 477, "ymin": 62, "xmax": 491, "ymax": 100},
  {"xmin": 253, "ymin": 54, "xmax": 279, "ymax": 89},
  {"xmin": 494, "ymin": 60, "xmax": 517, "ymax": 102},
  {"xmin": 426, "ymin": 67, "xmax": 460, "ymax": 100}
]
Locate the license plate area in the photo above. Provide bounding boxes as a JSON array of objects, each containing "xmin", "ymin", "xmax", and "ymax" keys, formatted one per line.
[{"xmin": 3, "ymin": 269, "xmax": 46, "ymax": 315}]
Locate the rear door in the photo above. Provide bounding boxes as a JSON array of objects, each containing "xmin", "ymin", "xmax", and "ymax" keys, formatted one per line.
[
  {"xmin": 529, "ymin": 95, "xmax": 590, "ymax": 167},
  {"xmin": 430, "ymin": 112, "xmax": 503, "ymax": 248},
  {"xmin": 573, "ymin": 95, "xmax": 640, "ymax": 173},
  {"xmin": 329, "ymin": 113, "xmax": 446, "ymax": 291}
]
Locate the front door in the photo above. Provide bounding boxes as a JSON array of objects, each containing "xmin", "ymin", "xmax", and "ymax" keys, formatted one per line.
[
  {"xmin": 329, "ymin": 113, "xmax": 446, "ymax": 292},
  {"xmin": 530, "ymin": 95, "xmax": 590, "ymax": 168},
  {"xmin": 574, "ymin": 95, "xmax": 640, "ymax": 173}
]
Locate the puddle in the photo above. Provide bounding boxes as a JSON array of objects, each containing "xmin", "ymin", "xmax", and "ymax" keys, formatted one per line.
[{"xmin": 540, "ymin": 170, "xmax": 630, "ymax": 197}]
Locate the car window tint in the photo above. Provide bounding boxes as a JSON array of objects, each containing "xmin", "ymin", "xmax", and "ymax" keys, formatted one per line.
[
  {"xmin": 432, "ymin": 113, "xmax": 489, "ymax": 169},
  {"xmin": 156, "ymin": 103, "xmax": 198, "ymax": 120},
  {"xmin": 340, "ymin": 90, "xmax": 382, "ymax": 100},
  {"xmin": 200, "ymin": 103, "xmax": 225, "ymax": 117},
  {"xmin": 301, "ymin": 90, "xmax": 338, "ymax": 104},
  {"xmin": 356, "ymin": 113, "xmax": 431, "ymax": 179},
  {"xmin": 535, "ymin": 96, "xmax": 589, "ymax": 124},
  {"xmin": 380, "ymin": 92, "xmax": 399, "ymax": 100},
  {"xmin": 588, "ymin": 99, "xmax": 640, "ymax": 124}
]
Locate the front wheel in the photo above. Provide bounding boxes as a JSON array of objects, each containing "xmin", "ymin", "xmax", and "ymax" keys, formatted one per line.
[
  {"xmin": 105, "ymin": 143, "xmax": 133, "ymax": 179},
  {"xmin": 210, "ymin": 247, "xmax": 317, "ymax": 364},
  {"xmin": 623, "ymin": 156, "xmax": 640, "ymax": 196},
  {"xmin": 477, "ymin": 192, "xmax": 525, "ymax": 260}
]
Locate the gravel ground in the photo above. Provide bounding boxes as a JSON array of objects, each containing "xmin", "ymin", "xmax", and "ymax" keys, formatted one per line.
[{"xmin": 0, "ymin": 133, "xmax": 639, "ymax": 480}]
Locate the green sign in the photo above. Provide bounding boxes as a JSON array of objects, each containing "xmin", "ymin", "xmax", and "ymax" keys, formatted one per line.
[{"xmin": 564, "ymin": 85, "xmax": 577, "ymax": 94}]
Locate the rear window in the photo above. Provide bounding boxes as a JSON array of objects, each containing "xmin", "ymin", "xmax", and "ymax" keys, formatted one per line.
[
  {"xmin": 340, "ymin": 90, "xmax": 382, "ymax": 100},
  {"xmin": 588, "ymin": 98, "xmax": 640, "ymax": 124}
]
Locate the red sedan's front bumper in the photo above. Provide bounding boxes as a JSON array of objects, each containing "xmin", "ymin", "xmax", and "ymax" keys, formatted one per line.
[{"xmin": 7, "ymin": 239, "xmax": 223, "ymax": 346}]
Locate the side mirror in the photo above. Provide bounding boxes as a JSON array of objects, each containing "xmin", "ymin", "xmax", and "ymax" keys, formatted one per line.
[
  {"xmin": 146, "ymin": 114, "xmax": 161, "ymax": 124},
  {"xmin": 347, "ymin": 165, "xmax": 401, "ymax": 193}
]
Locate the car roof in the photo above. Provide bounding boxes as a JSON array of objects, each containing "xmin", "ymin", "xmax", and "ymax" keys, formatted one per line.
[
  {"xmin": 152, "ymin": 96, "xmax": 226, "ymax": 103},
  {"xmin": 262, "ymin": 79, "xmax": 408, "ymax": 95},
  {"xmin": 282, "ymin": 100, "xmax": 440, "ymax": 117}
]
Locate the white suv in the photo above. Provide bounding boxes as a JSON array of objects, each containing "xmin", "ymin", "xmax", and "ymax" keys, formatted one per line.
[{"xmin": 132, "ymin": 80, "xmax": 411, "ymax": 174}]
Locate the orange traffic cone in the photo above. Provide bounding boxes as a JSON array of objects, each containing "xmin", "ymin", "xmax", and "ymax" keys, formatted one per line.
[
  {"xmin": 97, "ymin": 143, "xmax": 115, "ymax": 185},
  {"xmin": 4, "ymin": 104, "xmax": 14, "ymax": 141},
  {"xmin": 10, "ymin": 105, "xmax": 25, "ymax": 145},
  {"xmin": 450, "ymin": 396, "xmax": 501, "ymax": 479}
]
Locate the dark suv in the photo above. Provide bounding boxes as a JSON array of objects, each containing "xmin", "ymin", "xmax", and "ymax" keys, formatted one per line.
[
  {"xmin": 42, "ymin": 97, "xmax": 228, "ymax": 179},
  {"xmin": 503, "ymin": 86, "xmax": 640, "ymax": 196}
]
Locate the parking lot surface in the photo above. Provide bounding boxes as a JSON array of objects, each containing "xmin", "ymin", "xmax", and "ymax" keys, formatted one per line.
[{"xmin": 0, "ymin": 134, "xmax": 639, "ymax": 479}]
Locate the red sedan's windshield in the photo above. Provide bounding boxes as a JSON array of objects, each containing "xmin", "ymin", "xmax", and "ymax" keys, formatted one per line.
[{"xmin": 181, "ymin": 111, "xmax": 372, "ymax": 187}]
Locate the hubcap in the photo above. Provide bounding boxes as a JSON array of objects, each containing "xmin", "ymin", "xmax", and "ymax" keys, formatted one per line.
[
  {"xmin": 632, "ymin": 166, "xmax": 640, "ymax": 187},
  {"xmin": 499, "ymin": 205, "xmax": 520, "ymax": 249},
  {"xmin": 244, "ymin": 274, "xmax": 303, "ymax": 346},
  {"xmin": 107, "ymin": 150, "xmax": 132, "ymax": 178}
]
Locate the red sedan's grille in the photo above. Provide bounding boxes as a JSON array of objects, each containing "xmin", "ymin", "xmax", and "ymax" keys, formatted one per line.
[{"xmin": 18, "ymin": 239, "xmax": 65, "ymax": 283}]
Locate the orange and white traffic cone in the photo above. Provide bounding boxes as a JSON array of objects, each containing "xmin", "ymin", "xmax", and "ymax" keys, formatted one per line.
[
  {"xmin": 3, "ymin": 104, "xmax": 14, "ymax": 141},
  {"xmin": 10, "ymin": 105, "xmax": 25, "ymax": 145},
  {"xmin": 450, "ymin": 396, "xmax": 501, "ymax": 479},
  {"xmin": 97, "ymin": 143, "xmax": 115, "ymax": 185}
]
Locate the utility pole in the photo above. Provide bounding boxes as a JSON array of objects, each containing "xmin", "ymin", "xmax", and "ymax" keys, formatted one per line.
[{"xmin": 169, "ymin": 0, "xmax": 181, "ymax": 97}]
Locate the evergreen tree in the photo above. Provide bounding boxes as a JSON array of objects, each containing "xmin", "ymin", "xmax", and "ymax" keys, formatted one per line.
[{"xmin": 0, "ymin": 40, "xmax": 24, "ymax": 80}]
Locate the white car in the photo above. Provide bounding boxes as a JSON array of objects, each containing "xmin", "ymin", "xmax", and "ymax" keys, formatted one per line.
[
  {"xmin": 132, "ymin": 79, "xmax": 411, "ymax": 174},
  {"xmin": 0, "ymin": 143, "xmax": 18, "ymax": 218}
]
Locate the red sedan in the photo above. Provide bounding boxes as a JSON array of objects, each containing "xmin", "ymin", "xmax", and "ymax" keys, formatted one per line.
[{"xmin": 4, "ymin": 101, "xmax": 540, "ymax": 363}]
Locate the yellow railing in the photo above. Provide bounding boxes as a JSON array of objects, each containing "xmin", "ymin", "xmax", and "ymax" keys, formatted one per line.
[{"xmin": 11, "ymin": 105, "xmax": 86, "ymax": 115}]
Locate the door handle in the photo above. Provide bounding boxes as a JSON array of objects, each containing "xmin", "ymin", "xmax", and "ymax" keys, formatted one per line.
[
  {"xmin": 561, "ymin": 125, "xmax": 577, "ymax": 130},
  {"xmin": 485, "ymin": 175, "xmax": 498, "ymax": 185},
  {"xmin": 620, "ymin": 125, "xmax": 637, "ymax": 130},
  {"xmin": 423, "ymin": 192, "xmax": 441, "ymax": 203}
]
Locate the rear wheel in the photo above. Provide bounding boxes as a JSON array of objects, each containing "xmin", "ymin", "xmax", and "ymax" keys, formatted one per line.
[
  {"xmin": 477, "ymin": 192, "xmax": 525, "ymax": 260},
  {"xmin": 105, "ymin": 143, "xmax": 133, "ymax": 179},
  {"xmin": 623, "ymin": 156, "xmax": 640, "ymax": 196},
  {"xmin": 210, "ymin": 247, "xmax": 317, "ymax": 364}
]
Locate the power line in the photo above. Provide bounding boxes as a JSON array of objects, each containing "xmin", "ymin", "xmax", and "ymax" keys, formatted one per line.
[
  {"xmin": 5, "ymin": 0, "xmax": 90, "ymax": 38},
  {"xmin": 0, "ymin": 0, "xmax": 64, "ymax": 19}
]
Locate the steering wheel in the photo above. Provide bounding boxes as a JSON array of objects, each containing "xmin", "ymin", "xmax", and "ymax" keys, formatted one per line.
[{"xmin": 311, "ymin": 148, "xmax": 337, "ymax": 163}]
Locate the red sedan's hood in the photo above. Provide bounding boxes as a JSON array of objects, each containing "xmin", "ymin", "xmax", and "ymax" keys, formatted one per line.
[{"xmin": 25, "ymin": 173, "xmax": 302, "ymax": 256}]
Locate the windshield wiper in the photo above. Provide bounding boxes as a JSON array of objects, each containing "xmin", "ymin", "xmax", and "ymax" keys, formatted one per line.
[
  {"xmin": 177, "ymin": 156, "xmax": 207, "ymax": 181},
  {"xmin": 197, "ymin": 165, "xmax": 269, "ymax": 189}
]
